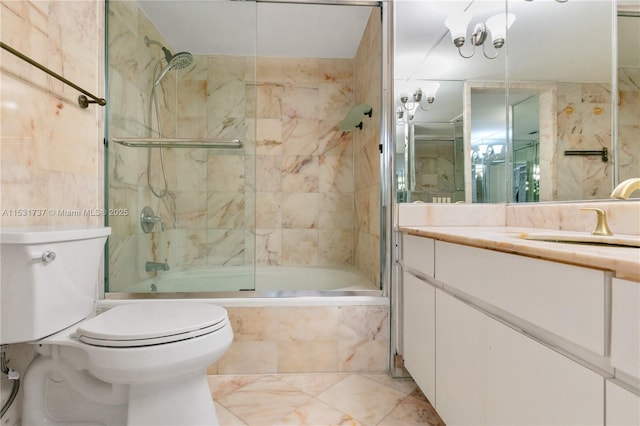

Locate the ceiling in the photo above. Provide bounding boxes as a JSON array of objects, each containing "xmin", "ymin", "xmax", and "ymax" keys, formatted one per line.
[{"xmin": 137, "ymin": 1, "xmax": 373, "ymax": 58}]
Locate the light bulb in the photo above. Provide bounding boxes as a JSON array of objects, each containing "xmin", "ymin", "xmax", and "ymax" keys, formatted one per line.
[
  {"xmin": 485, "ymin": 13, "xmax": 516, "ymax": 48},
  {"xmin": 444, "ymin": 12, "xmax": 472, "ymax": 47}
]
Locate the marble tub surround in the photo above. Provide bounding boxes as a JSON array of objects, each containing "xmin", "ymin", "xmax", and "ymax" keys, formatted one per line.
[
  {"xmin": 206, "ymin": 303, "xmax": 390, "ymax": 375},
  {"xmin": 208, "ymin": 373, "xmax": 444, "ymax": 426}
]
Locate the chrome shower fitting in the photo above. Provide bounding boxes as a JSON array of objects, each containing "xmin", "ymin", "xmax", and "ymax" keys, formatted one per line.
[{"xmin": 144, "ymin": 35, "xmax": 194, "ymax": 86}]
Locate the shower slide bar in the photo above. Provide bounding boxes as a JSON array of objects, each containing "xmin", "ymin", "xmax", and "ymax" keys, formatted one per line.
[
  {"xmin": 112, "ymin": 137, "xmax": 243, "ymax": 149},
  {"xmin": 0, "ymin": 41, "xmax": 106, "ymax": 109}
]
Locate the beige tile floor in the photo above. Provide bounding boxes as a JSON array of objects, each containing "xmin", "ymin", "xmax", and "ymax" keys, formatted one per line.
[{"xmin": 208, "ymin": 373, "xmax": 445, "ymax": 426}]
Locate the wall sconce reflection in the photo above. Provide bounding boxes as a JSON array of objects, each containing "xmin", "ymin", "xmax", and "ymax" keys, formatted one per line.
[
  {"xmin": 444, "ymin": 12, "xmax": 516, "ymax": 59},
  {"xmin": 398, "ymin": 83, "xmax": 440, "ymax": 119}
]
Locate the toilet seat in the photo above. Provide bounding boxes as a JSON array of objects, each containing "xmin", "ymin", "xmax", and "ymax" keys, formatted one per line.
[{"xmin": 76, "ymin": 302, "xmax": 229, "ymax": 348}]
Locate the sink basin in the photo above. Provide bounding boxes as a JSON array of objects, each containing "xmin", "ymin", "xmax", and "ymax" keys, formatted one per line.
[{"xmin": 519, "ymin": 233, "xmax": 640, "ymax": 248}]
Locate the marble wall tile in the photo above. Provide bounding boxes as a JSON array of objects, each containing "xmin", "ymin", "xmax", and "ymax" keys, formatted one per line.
[
  {"xmin": 319, "ymin": 155, "xmax": 354, "ymax": 194},
  {"xmin": 281, "ymin": 155, "xmax": 319, "ymax": 193},
  {"xmin": 277, "ymin": 307, "xmax": 339, "ymax": 341},
  {"xmin": 255, "ymin": 229, "xmax": 282, "ymax": 265},
  {"xmin": 256, "ymin": 118, "xmax": 283, "ymax": 156},
  {"xmin": 282, "ymin": 119, "xmax": 321, "ymax": 156},
  {"xmin": 1, "ymin": 0, "xmax": 104, "ymax": 236},
  {"xmin": 255, "ymin": 193, "xmax": 282, "ymax": 228},
  {"xmin": 319, "ymin": 229, "xmax": 354, "ymax": 265},
  {"xmin": 281, "ymin": 193, "xmax": 319, "ymax": 229},
  {"xmin": 283, "ymin": 86, "xmax": 319, "ymax": 119},
  {"xmin": 207, "ymin": 192, "xmax": 245, "ymax": 229},
  {"xmin": 256, "ymin": 83, "xmax": 284, "ymax": 119},
  {"xmin": 318, "ymin": 193, "xmax": 354, "ymax": 229},
  {"xmin": 281, "ymin": 229, "xmax": 319, "ymax": 265}
]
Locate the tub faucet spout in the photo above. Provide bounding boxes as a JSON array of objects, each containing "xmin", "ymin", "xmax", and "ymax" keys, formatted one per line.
[
  {"xmin": 611, "ymin": 178, "xmax": 640, "ymax": 200},
  {"xmin": 146, "ymin": 261, "xmax": 169, "ymax": 272}
]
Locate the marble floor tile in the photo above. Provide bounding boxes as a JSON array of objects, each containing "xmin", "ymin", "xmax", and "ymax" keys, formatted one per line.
[{"xmin": 209, "ymin": 373, "xmax": 445, "ymax": 426}]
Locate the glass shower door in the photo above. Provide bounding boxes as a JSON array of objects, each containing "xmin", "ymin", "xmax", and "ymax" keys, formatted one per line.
[{"xmin": 105, "ymin": 0, "xmax": 257, "ymax": 294}]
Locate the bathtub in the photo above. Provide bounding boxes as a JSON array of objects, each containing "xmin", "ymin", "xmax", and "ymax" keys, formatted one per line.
[
  {"xmin": 108, "ymin": 265, "xmax": 382, "ymax": 299},
  {"xmin": 102, "ymin": 265, "xmax": 388, "ymax": 374}
]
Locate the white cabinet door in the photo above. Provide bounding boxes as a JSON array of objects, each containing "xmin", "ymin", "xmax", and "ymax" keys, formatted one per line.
[
  {"xmin": 487, "ymin": 319, "xmax": 604, "ymax": 425},
  {"xmin": 435, "ymin": 290, "xmax": 487, "ymax": 426},
  {"xmin": 611, "ymin": 277, "xmax": 640, "ymax": 379},
  {"xmin": 606, "ymin": 380, "xmax": 640, "ymax": 426},
  {"xmin": 402, "ymin": 272, "xmax": 436, "ymax": 403}
]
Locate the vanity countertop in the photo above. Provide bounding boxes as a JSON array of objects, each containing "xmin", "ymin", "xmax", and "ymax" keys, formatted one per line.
[{"xmin": 399, "ymin": 226, "xmax": 640, "ymax": 282}]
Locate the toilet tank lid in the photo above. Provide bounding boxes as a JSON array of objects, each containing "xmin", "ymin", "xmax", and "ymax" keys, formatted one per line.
[{"xmin": 0, "ymin": 226, "xmax": 111, "ymax": 244}]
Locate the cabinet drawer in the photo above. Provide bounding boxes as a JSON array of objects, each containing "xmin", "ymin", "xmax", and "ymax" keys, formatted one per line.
[
  {"xmin": 402, "ymin": 234, "xmax": 435, "ymax": 277},
  {"xmin": 611, "ymin": 277, "xmax": 640, "ymax": 379},
  {"xmin": 436, "ymin": 241, "xmax": 607, "ymax": 355}
]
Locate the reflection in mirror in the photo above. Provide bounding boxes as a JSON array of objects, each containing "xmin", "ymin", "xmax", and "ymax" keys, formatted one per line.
[
  {"xmin": 397, "ymin": 120, "xmax": 464, "ymax": 203},
  {"xmin": 617, "ymin": 8, "xmax": 640, "ymax": 184},
  {"xmin": 394, "ymin": 0, "xmax": 639, "ymax": 203}
]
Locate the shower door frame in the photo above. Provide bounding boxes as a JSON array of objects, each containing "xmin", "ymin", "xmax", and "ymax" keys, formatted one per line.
[{"xmin": 103, "ymin": 0, "xmax": 394, "ymax": 301}]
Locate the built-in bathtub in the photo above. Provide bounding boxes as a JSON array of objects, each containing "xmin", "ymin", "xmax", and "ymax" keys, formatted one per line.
[
  {"xmin": 103, "ymin": 265, "xmax": 388, "ymax": 374},
  {"xmin": 108, "ymin": 265, "xmax": 381, "ymax": 298}
]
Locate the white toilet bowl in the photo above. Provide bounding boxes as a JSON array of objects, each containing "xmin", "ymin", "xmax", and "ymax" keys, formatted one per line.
[{"xmin": 22, "ymin": 302, "xmax": 233, "ymax": 426}]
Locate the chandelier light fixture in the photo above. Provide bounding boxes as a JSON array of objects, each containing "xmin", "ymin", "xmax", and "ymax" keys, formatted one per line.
[{"xmin": 444, "ymin": 12, "xmax": 516, "ymax": 59}]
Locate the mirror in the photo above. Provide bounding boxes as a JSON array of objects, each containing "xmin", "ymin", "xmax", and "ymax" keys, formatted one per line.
[{"xmin": 395, "ymin": 0, "xmax": 639, "ymax": 203}]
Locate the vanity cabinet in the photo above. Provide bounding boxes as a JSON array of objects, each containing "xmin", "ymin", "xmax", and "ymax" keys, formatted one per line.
[
  {"xmin": 606, "ymin": 380, "xmax": 640, "ymax": 426},
  {"xmin": 402, "ymin": 273, "xmax": 436, "ymax": 403},
  {"xmin": 611, "ymin": 277, "xmax": 639, "ymax": 379},
  {"xmin": 400, "ymin": 232, "xmax": 622, "ymax": 426},
  {"xmin": 433, "ymin": 289, "xmax": 603, "ymax": 426},
  {"xmin": 401, "ymin": 235, "xmax": 436, "ymax": 403},
  {"xmin": 608, "ymin": 277, "xmax": 640, "ymax": 426},
  {"xmin": 486, "ymin": 318, "xmax": 603, "ymax": 425},
  {"xmin": 435, "ymin": 290, "xmax": 486, "ymax": 425},
  {"xmin": 436, "ymin": 240, "xmax": 607, "ymax": 356}
]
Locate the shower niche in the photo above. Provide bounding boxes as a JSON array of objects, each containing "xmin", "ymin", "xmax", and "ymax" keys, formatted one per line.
[{"xmin": 105, "ymin": 0, "xmax": 383, "ymax": 295}]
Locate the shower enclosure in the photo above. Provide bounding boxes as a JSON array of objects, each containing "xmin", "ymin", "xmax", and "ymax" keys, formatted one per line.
[{"xmin": 104, "ymin": 0, "xmax": 384, "ymax": 296}]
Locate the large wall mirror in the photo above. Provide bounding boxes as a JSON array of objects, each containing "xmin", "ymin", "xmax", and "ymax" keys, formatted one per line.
[{"xmin": 395, "ymin": 0, "xmax": 640, "ymax": 204}]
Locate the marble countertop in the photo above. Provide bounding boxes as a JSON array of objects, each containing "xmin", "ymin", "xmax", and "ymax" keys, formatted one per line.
[{"xmin": 398, "ymin": 226, "xmax": 640, "ymax": 282}]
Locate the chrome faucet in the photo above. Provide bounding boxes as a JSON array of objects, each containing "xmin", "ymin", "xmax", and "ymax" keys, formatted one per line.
[
  {"xmin": 145, "ymin": 260, "xmax": 169, "ymax": 272},
  {"xmin": 611, "ymin": 178, "xmax": 640, "ymax": 200}
]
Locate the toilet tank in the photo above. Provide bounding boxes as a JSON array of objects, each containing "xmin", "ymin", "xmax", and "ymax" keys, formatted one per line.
[{"xmin": 0, "ymin": 227, "xmax": 111, "ymax": 344}]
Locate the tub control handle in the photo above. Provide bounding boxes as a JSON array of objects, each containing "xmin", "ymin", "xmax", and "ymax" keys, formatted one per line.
[{"xmin": 32, "ymin": 250, "xmax": 56, "ymax": 264}]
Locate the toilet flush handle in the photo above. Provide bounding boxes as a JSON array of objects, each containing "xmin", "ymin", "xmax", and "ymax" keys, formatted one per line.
[{"xmin": 31, "ymin": 250, "xmax": 56, "ymax": 264}]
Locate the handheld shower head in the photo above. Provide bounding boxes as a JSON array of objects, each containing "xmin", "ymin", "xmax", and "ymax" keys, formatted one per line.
[
  {"xmin": 161, "ymin": 47, "xmax": 193, "ymax": 70},
  {"xmin": 146, "ymin": 35, "xmax": 194, "ymax": 86},
  {"xmin": 153, "ymin": 49, "xmax": 193, "ymax": 86}
]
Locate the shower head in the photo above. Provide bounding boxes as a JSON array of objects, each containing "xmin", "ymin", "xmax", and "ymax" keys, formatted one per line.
[
  {"xmin": 145, "ymin": 36, "xmax": 194, "ymax": 86},
  {"xmin": 161, "ymin": 47, "xmax": 193, "ymax": 70}
]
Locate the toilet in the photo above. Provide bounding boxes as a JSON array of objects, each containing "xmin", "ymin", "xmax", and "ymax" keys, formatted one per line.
[{"xmin": 0, "ymin": 227, "xmax": 233, "ymax": 425}]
